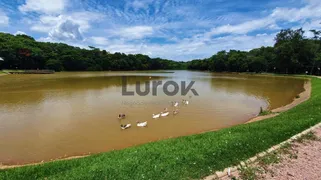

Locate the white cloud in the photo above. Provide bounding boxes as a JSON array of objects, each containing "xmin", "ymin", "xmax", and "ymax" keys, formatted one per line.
[
  {"xmin": 106, "ymin": 43, "xmax": 142, "ymax": 54},
  {"xmin": 131, "ymin": 0, "xmax": 147, "ymax": 10},
  {"xmin": 14, "ymin": 0, "xmax": 321, "ymax": 61},
  {"xmin": 31, "ymin": 24, "xmax": 53, "ymax": 32},
  {"xmin": 270, "ymin": 2, "xmax": 321, "ymax": 22},
  {"xmin": 31, "ymin": 12, "xmax": 103, "ymax": 32},
  {"xmin": 108, "ymin": 26, "xmax": 154, "ymax": 39},
  {"xmin": 70, "ymin": 12, "xmax": 104, "ymax": 32},
  {"xmin": 19, "ymin": 0, "xmax": 67, "ymax": 14},
  {"xmin": 90, "ymin": 37, "xmax": 109, "ymax": 45},
  {"xmin": 37, "ymin": 36, "xmax": 89, "ymax": 50},
  {"xmin": 84, "ymin": 0, "xmax": 320, "ymax": 60},
  {"xmin": 49, "ymin": 19, "xmax": 83, "ymax": 41},
  {"xmin": 295, "ymin": 19, "xmax": 321, "ymax": 38},
  {"xmin": 14, "ymin": 31, "xmax": 26, "ymax": 35},
  {"xmin": 100, "ymin": 33, "xmax": 275, "ymax": 61},
  {"xmin": 126, "ymin": 0, "xmax": 154, "ymax": 11},
  {"xmin": 301, "ymin": 20, "xmax": 321, "ymax": 31},
  {"xmin": 0, "ymin": 10, "xmax": 9, "ymax": 26},
  {"xmin": 200, "ymin": 0, "xmax": 321, "ymax": 37},
  {"xmin": 30, "ymin": 15, "xmax": 67, "ymax": 33},
  {"xmin": 208, "ymin": 18, "xmax": 275, "ymax": 36},
  {"xmin": 38, "ymin": 36, "xmax": 53, "ymax": 42},
  {"xmin": 29, "ymin": 11, "xmax": 104, "ymax": 41}
]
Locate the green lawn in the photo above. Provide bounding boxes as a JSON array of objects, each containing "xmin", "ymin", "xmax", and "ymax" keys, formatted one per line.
[
  {"xmin": 0, "ymin": 70, "xmax": 8, "ymax": 74},
  {"xmin": 1, "ymin": 78, "xmax": 321, "ymax": 180}
]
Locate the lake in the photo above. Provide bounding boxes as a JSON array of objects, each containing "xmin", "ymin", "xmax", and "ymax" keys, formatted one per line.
[{"xmin": 0, "ymin": 71, "xmax": 305, "ymax": 165}]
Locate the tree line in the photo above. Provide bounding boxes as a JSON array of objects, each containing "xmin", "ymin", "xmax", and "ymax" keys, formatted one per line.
[
  {"xmin": 1, "ymin": 28, "xmax": 321, "ymax": 75},
  {"xmin": 0, "ymin": 33, "xmax": 186, "ymax": 71},
  {"xmin": 187, "ymin": 28, "xmax": 321, "ymax": 75}
]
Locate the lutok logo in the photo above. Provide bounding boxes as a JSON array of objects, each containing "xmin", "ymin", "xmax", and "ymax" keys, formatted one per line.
[{"xmin": 121, "ymin": 77, "xmax": 199, "ymax": 96}]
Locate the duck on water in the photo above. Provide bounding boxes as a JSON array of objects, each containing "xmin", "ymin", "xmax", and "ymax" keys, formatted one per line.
[
  {"xmin": 118, "ymin": 113, "xmax": 126, "ymax": 119},
  {"xmin": 119, "ymin": 99, "xmax": 189, "ymax": 130}
]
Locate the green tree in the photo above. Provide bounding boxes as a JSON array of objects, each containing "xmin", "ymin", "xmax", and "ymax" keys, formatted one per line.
[{"xmin": 45, "ymin": 59, "xmax": 63, "ymax": 71}]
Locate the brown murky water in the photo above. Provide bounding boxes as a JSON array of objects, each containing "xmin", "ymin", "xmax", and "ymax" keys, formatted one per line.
[{"xmin": 0, "ymin": 71, "xmax": 305, "ymax": 165}]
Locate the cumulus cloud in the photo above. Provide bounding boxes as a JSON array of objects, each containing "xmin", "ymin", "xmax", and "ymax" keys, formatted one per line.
[
  {"xmin": 0, "ymin": 10, "xmax": 9, "ymax": 26},
  {"xmin": 29, "ymin": 12, "xmax": 104, "ymax": 41},
  {"xmin": 49, "ymin": 19, "xmax": 83, "ymax": 41},
  {"xmin": 19, "ymin": 0, "xmax": 66, "ymax": 14},
  {"xmin": 31, "ymin": 12, "xmax": 103, "ymax": 32}
]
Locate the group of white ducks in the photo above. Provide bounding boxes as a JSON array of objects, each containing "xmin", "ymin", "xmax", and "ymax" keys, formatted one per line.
[{"xmin": 118, "ymin": 99, "xmax": 189, "ymax": 130}]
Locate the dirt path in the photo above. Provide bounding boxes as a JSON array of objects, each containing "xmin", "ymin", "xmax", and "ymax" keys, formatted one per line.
[
  {"xmin": 263, "ymin": 128, "xmax": 321, "ymax": 180},
  {"xmin": 218, "ymin": 127, "xmax": 321, "ymax": 180}
]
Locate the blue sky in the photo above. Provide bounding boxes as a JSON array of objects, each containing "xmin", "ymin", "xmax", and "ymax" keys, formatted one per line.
[{"xmin": 0, "ymin": 0, "xmax": 320, "ymax": 61}]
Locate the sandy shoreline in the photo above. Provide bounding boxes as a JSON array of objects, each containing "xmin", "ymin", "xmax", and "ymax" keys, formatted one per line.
[
  {"xmin": 0, "ymin": 155, "xmax": 90, "ymax": 170},
  {"xmin": 0, "ymin": 78, "xmax": 312, "ymax": 170},
  {"xmin": 246, "ymin": 79, "xmax": 311, "ymax": 123}
]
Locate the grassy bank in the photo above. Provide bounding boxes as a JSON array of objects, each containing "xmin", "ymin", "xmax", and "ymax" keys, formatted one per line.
[
  {"xmin": 1, "ymin": 69, "xmax": 22, "ymax": 75},
  {"xmin": 1, "ymin": 78, "xmax": 321, "ymax": 180},
  {"xmin": 1, "ymin": 69, "xmax": 24, "ymax": 73},
  {"xmin": 0, "ymin": 71, "xmax": 8, "ymax": 75}
]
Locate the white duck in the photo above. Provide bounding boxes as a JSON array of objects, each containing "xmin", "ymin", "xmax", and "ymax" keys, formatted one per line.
[
  {"xmin": 174, "ymin": 101, "xmax": 179, "ymax": 107},
  {"xmin": 182, "ymin": 99, "xmax": 189, "ymax": 105},
  {"xmin": 120, "ymin": 124, "xmax": 131, "ymax": 130},
  {"xmin": 152, "ymin": 113, "xmax": 160, "ymax": 119},
  {"xmin": 171, "ymin": 101, "xmax": 178, "ymax": 107},
  {"xmin": 137, "ymin": 121, "xmax": 148, "ymax": 127},
  {"xmin": 161, "ymin": 111, "xmax": 169, "ymax": 117},
  {"xmin": 184, "ymin": 100, "xmax": 189, "ymax": 105}
]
